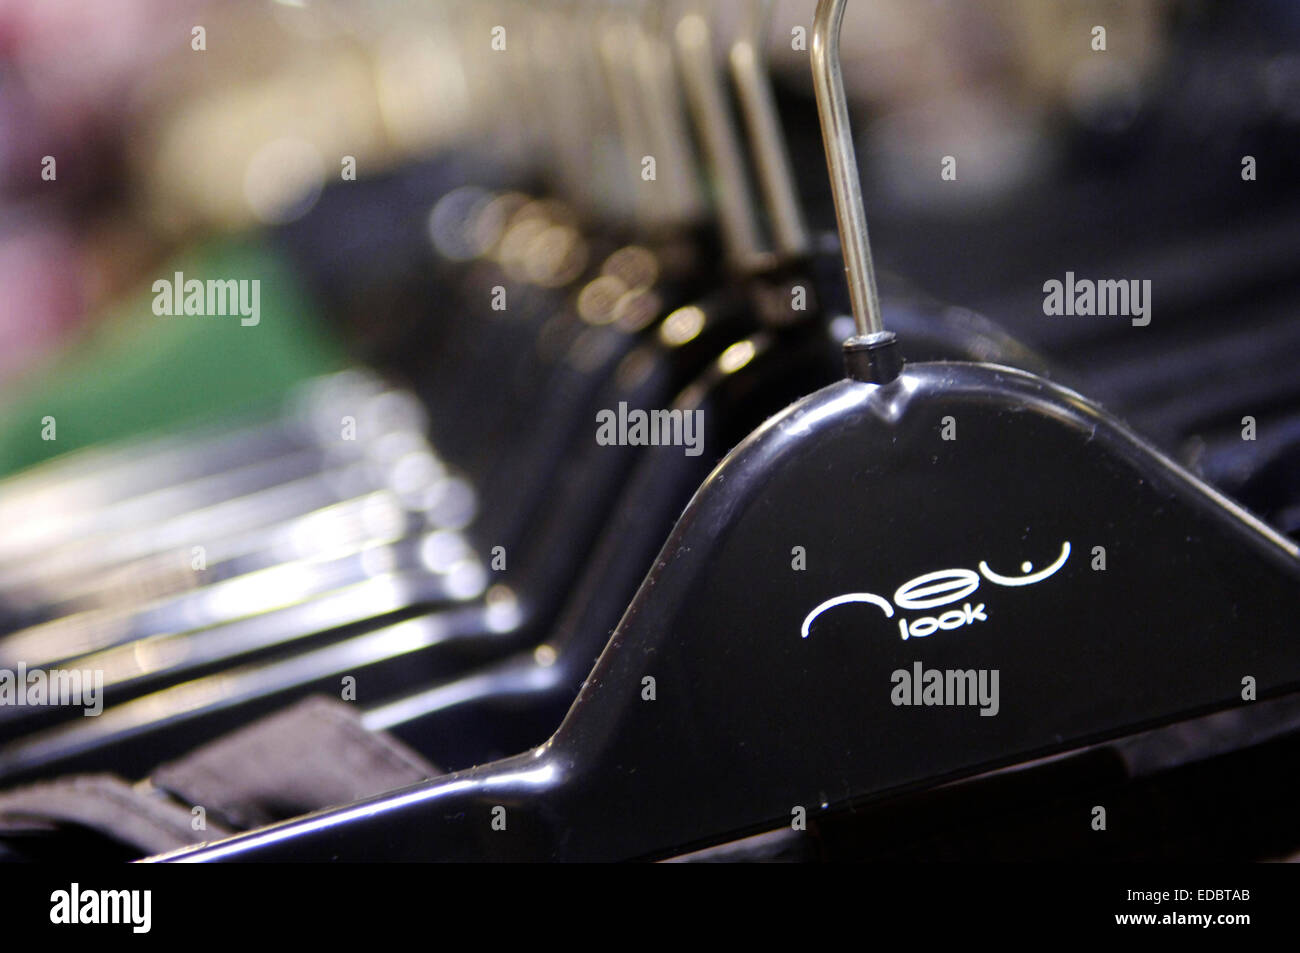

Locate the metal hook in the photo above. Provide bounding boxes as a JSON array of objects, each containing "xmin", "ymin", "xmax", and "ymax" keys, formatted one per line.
[
  {"xmin": 631, "ymin": 2, "xmax": 707, "ymax": 228},
  {"xmin": 729, "ymin": 0, "xmax": 810, "ymax": 260},
  {"xmin": 597, "ymin": 8, "xmax": 656, "ymax": 227},
  {"xmin": 674, "ymin": 4, "xmax": 771, "ymax": 273},
  {"xmin": 811, "ymin": 0, "xmax": 884, "ymax": 339}
]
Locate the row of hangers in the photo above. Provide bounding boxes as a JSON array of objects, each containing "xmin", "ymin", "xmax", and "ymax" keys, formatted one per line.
[
  {"xmin": 0, "ymin": 0, "xmax": 1037, "ymax": 785},
  {"xmin": 175, "ymin": 0, "xmax": 1300, "ymax": 861},
  {"xmin": 0, "ymin": 0, "xmax": 1298, "ymax": 861}
]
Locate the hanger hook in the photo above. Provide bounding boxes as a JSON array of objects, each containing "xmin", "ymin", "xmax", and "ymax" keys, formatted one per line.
[
  {"xmin": 675, "ymin": 4, "xmax": 772, "ymax": 274},
  {"xmin": 730, "ymin": 0, "xmax": 810, "ymax": 260},
  {"xmin": 811, "ymin": 0, "xmax": 884, "ymax": 339}
]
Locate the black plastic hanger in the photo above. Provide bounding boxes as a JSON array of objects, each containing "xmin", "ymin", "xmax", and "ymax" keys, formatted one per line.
[
  {"xmin": 148, "ymin": 0, "xmax": 842, "ymax": 773},
  {"xmin": 0, "ymin": 0, "xmax": 1061, "ymax": 766},
  {"xmin": 362, "ymin": 0, "xmax": 849, "ymax": 766},
  {"xmin": 151, "ymin": 0, "xmax": 1300, "ymax": 861},
  {"xmin": 0, "ymin": 4, "xmax": 788, "ymax": 782},
  {"xmin": 157, "ymin": 343, "xmax": 1300, "ymax": 861},
  {"xmin": 10, "ymin": 0, "xmax": 1087, "ymax": 786}
]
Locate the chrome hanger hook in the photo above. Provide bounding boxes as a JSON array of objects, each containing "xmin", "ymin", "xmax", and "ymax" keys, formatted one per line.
[
  {"xmin": 730, "ymin": 0, "xmax": 810, "ymax": 260},
  {"xmin": 675, "ymin": 2, "xmax": 771, "ymax": 274},
  {"xmin": 811, "ymin": 0, "xmax": 884, "ymax": 340}
]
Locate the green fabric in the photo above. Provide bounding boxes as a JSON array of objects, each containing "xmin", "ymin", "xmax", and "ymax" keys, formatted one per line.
[{"xmin": 0, "ymin": 239, "xmax": 345, "ymax": 477}]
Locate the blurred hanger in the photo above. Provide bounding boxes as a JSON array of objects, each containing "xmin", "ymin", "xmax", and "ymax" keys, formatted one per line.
[
  {"xmin": 0, "ymin": 0, "xmax": 1046, "ymax": 780},
  {"xmin": 12, "ymin": 0, "xmax": 834, "ymax": 778},
  {"xmin": 362, "ymin": 0, "xmax": 1058, "ymax": 769},
  {"xmin": 729, "ymin": 0, "xmax": 810, "ymax": 260},
  {"xmin": 0, "ymin": 372, "xmax": 391, "ymax": 567},
  {"xmin": 361, "ymin": 0, "xmax": 844, "ymax": 766},
  {"xmin": 0, "ymin": 0, "xmax": 705, "ymax": 740},
  {"xmin": 0, "ymin": 0, "xmax": 769, "ymax": 779}
]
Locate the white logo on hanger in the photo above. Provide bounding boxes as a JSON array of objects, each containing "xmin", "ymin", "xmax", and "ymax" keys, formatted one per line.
[{"xmin": 800, "ymin": 542, "xmax": 1071, "ymax": 641}]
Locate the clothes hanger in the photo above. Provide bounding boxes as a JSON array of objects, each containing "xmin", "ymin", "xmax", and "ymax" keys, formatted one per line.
[
  {"xmin": 0, "ymin": 0, "xmax": 777, "ymax": 781},
  {"xmin": 246, "ymin": 0, "xmax": 835, "ymax": 770},
  {"xmin": 0, "ymin": 372, "xmax": 483, "ymax": 683},
  {"xmin": 0, "ymin": 371, "xmax": 394, "ymax": 569},
  {"xmin": 348, "ymin": 0, "xmax": 744, "ymax": 636},
  {"xmin": 362, "ymin": 0, "xmax": 844, "ymax": 768},
  {"xmin": 0, "ymin": 0, "xmax": 1126, "ymax": 795},
  {"xmin": 0, "ymin": 0, "xmax": 838, "ymax": 790},
  {"xmin": 0, "ymin": 403, "xmax": 470, "ymax": 627},
  {"xmin": 1, "ymin": 451, "xmax": 472, "ymax": 632},
  {"xmin": 0, "ymin": 0, "xmax": 1034, "ymax": 655},
  {"xmin": 364, "ymin": 0, "xmax": 1068, "ymax": 769},
  {"xmin": 0, "ymin": 28, "xmax": 563, "ymax": 739},
  {"xmin": 0, "ymin": 375, "xmax": 487, "ymax": 691},
  {"xmin": 0, "ymin": 5, "xmax": 679, "ymax": 737},
  {"xmin": 402, "ymin": 3, "xmax": 721, "ymax": 533},
  {"xmin": 0, "ymin": 0, "xmax": 1074, "ymax": 787},
  {"xmin": 150, "ymin": 0, "xmax": 1300, "ymax": 862},
  {"xmin": 0, "ymin": 121, "xmax": 555, "ymax": 619},
  {"xmin": 0, "ymin": 6, "xmax": 566, "ymax": 562}
]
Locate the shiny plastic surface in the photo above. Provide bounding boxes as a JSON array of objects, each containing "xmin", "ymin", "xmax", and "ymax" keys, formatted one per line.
[{"xmin": 160, "ymin": 361, "xmax": 1300, "ymax": 861}]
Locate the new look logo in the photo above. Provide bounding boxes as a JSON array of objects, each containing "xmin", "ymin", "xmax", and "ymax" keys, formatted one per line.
[{"xmin": 801, "ymin": 542, "xmax": 1071, "ymax": 641}]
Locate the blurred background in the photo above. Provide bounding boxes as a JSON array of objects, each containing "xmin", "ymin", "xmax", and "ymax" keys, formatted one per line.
[{"xmin": 3, "ymin": 0, "xmax": 1299, "ymax": 469}]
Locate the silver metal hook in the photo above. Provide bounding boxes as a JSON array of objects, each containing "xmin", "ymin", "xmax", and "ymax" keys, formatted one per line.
[
  {"xmin": 597, "ymin": 5, "xmax": 659, "ymax": 228},
  {"xmin": 811, "ymin": 0, "xmax": 884, "ymax": 338},
  {"xmin": 631, "ymin": 3, "xmax": 707, "ymax": 228},
  {"xmin": 729, "ymin": 0, "xmax": 810, "ymax": 260},
  {"xmin": 674, "ymin": 5, "xmax": 771, "ymax": 273}
]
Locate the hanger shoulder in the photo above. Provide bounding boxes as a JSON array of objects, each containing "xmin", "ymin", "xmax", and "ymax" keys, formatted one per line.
[
  {"xmin": 543, "ymin": 360, "xmax": 1300, "ymax": 858},
  {"xmin": 158, "ymin": 361, "xmax": 1300, "ymax": 862}
]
